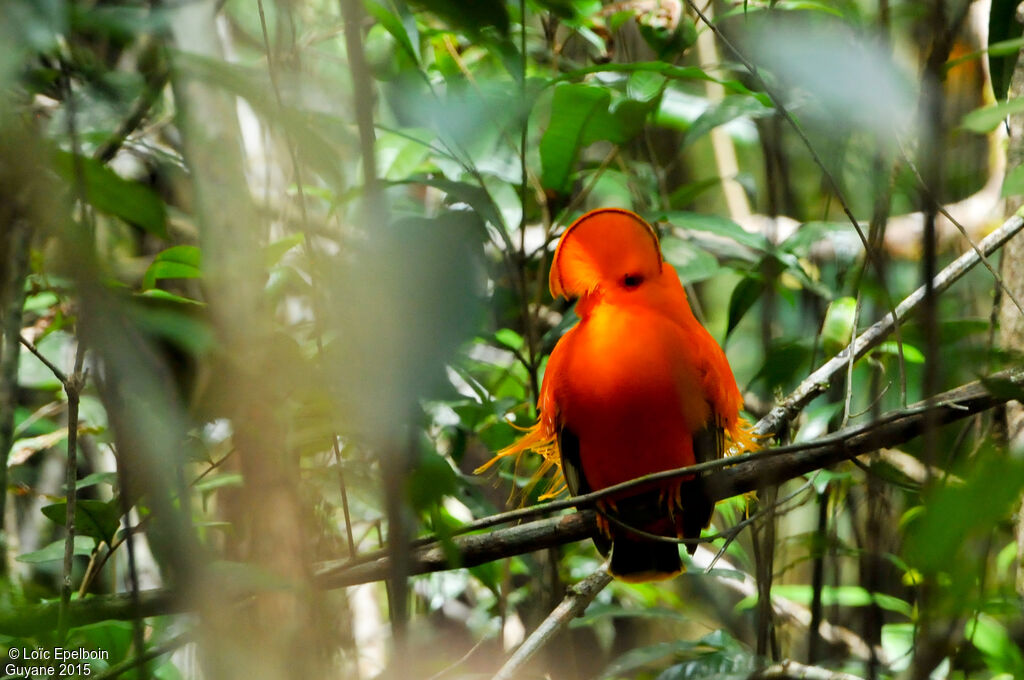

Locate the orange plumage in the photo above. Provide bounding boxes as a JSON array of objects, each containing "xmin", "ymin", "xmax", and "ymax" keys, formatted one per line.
[{"xmin": 480, "ymin": 208, "xmax": 757, "ymax": 581}]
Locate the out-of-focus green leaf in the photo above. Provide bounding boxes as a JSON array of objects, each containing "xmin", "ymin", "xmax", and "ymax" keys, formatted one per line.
[
  {"xmin": 363, "ymin": 0, "xmax": 420, "ymax": 65},
  {"xmin": 961, "ymin": 97, "xmax": 1024, "ymax": 133},
  {"xmin": 142, "ymin": 245, "xmax": 201, "ymax": 290},
  {"xmin": 42, "ymin": 499, "xmax": 121, "ymax": 545},
  {"xmin": 966, "ymin": 614, "xmax": 1024, "ymax": 678},
  {"xmin": 264, "ymin": 233, "xmax": 305, "ymax": 268},
  {"xmin": 768, "ymin": 585, "xmax": 912, "ymax": 616},
  {"xmin": 53, "ymin": 151, "xmax": 168, "ymax": 238},
  {"xmin": 16, "ymin": 536, "xmax": 96, "ymax": 563},
  {"xmin": 660, "ymin": 236, "xmax": 720, "ymax": 284},
  {"xmin": 409, "ymin": 0, "xmax": 509, "ymax": 36},
  {"xmin": 1001, "ymin": 164, "xmax": 1024, "ymax": 197},
  {"xmin": 658, "ymin": 211, "xmax": 767, "ymax": 251},
  {"xmin": 681, "ymin": 94, "xmax": 773, "ymax": 149},
  {"xmin": 904, "ymin": 454, "xmax": 1024, "ymax": 576},
  {"xmin": 557, "ymin": 62, "xmax": 771, "ymax": 104},
  {"xmin": 874, "ymin": 341, "xmax": 925, "ymax": 364},
  {"xmin": 821, "ymin": 296, "xmax": 856, "ymax": 357}
]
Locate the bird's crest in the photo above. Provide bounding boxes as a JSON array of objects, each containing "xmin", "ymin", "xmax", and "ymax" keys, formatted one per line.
[{"xmin": 549, "ymin": 208, "xmax": 663, "ymax": 299}]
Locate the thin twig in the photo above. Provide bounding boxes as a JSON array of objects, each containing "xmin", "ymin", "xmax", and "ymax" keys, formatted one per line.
[{"xmin": 491, "ymin": 565, "xmax": 613, "ymax": 680}]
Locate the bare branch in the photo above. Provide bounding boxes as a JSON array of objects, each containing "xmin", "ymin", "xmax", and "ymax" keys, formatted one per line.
[{"xmin": 491, "ymin": 566, "xmax": 614, "ymax": 680}]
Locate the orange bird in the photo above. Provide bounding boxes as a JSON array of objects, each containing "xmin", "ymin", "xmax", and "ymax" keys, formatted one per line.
[{"xmin": 479, "ymin": 208, "xmax": 757, "ymax": 582}]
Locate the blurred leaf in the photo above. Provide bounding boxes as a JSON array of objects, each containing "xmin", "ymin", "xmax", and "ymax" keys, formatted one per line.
[
  {"xmin": 53, "ymin": 150, "xmax": 168, "ymax": 238},
  {"xmin": 660, "ymin": 236, "xmax": 720, "ymax": 284},
  {"xmin": 658, "ymin": 211, "xmax": 767, "ymax": 251},
  {"xmin": 363, "ymin": 0, "xmax": 420, "ymax": 65},
  {"xmin": 143, "ymin": 245, "xmax": 201, "ymax": 290},
  {"xmin": 874, "ymin": 341, "xmax": 925, "ymax": 364},
  {"xmin": 1001, "ymin": 163, "xmax": 1024, "ymax": 197},
  {"xmin": 402, "ymin": 176, "xmax": 507, "ymax": 234},
  {"xmin": 557, "ymin": 62, "xmax": 771, "ymax": 104},
  {"xmin": 989, "ymin": 0, "xmax": 1024, "ymax": 98},
  {"xmin": 409, "ymin": 0, "xmax": 509, "ymax": 36},
  {"xmin": 726, "ymin": 276, "xmax": 764, "ymax": 338},
  {"xmin": 903, "ymin": 454, "xmax": 1024, "ymax": 575},
  {"xmin": 42, "ymin": 499, "xmax": 121, "ymax": 545},
  {"xmin": 264, "ymin": 233, "xmax": 305, "ymax": 268},
  {"xmin": 668, "ymin": 177, "xmax": 721, "ymax": 209},
  {"xmin": 16, "ymin": 536, "xmax": 96, "ymax": 563},
  {"xmin": 961, "ymin": 97, "xmax": 1024, "ymax": 133},
  {"xmin": 966, "ymin": 614, "xmax": 1024, "ymax": 678},
  {"xmin": 72, "ymin": 471, "xmax": 119, "ymax": 491},
  {"xmin": 769, "ymin": 585, "xmax": 912, "ymax": 616},
  {"xmin": 681, "ymin": 94, "xmax": 773, "ymax": 149},
  {"xmin": 821, "ymin": 296, "xmax": 856, "ymax": 357}
]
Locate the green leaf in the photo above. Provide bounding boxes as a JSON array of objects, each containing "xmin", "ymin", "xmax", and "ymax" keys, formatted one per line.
[
  {"xmin": 874, "ymin": 341, "xmax": 925, "ymax": 364},
  {"xmin": 194, "ymin": 472, "xmax": 244, "ymax": 494},
  {"xmin": 16, "ymin": 536, "xmax": 96, "ymax": 563},
  {"xmin": 42, "ymin": 499, "xmax": 122, "ymax": 545},
  {"xmin": 966, "ymin": 614, "xmax": 1024, "ymax": 677},
  {"xmin": 143, "ymin": 245, "xmax": 201, "ymax": 290},
  {"xmin": 556, "ymin": 62, "xmax": 771, "ymax": 105},
  {"xmin": 362, "ymin": 0, "xmax": 419, "ymax": 66},
  {"xmin": 769, "ymin": 585, "xmax": 912, "ymax": 616},
  {"xmin": 821, "ymin": 296, "xmax": 857, "ymax": 357},
  {"xmin": 53, "ymin": 151, "xmax": 168, "ymax": 238},
  {"xmin": 1002, "ymin": 163, "xmax": 1024, "ymax": 197},
  {"xmin": 658, "ymin": 211, "xmax": 767, "ymax": 251},
  {"xmin": 726, "ymin": 276, "xmax": 764, "ymax": 338},
  {"xmin": 681, "ymin": 94, "xmax": 773, "ymax": 149},
  {"xmin": 904, "ymin": 455, "xmax": 1024, "ymax": 576},
  {"xmin": 408, "ymin": 0, "xmax": 509, "ymax": 36},
  {"xmin": 264, "ymin": 233, "xmax": 305, "ymax": 268},
  {"xmin": 961, "ymin": 97, "xmax": 1024, "ymax": 133},
  {"xmin": 660, "ymin": 236, "xmax": 720, "ymax": 284},
  {"xmin": 540, "ymin": 83, "xmax": 610, "ymax": 192}
]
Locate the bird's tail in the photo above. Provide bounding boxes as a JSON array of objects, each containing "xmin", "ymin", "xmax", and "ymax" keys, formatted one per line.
[{"xmin": 609, "ymin": 537, "xmax": 682, "ymax": 582}]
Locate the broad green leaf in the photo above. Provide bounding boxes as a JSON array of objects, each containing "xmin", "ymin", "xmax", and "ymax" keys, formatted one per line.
[
  {"xmin": 42, "ymin": 499, "xmax": 122, "ymax": 545},
  {"xmin": 53, "ymin": 151, "xmax": 168, "ymax": 238},
  {"xmin": 16, "ymin": 536, "xmax": 96, "ymax": 563},
  {"xmin": 961, "ymin": 97, "xmax": 1024, "ymax": 133},
  {"xmin": 540, "ymin": 83, "xmax": 609, "ymax": 192}
]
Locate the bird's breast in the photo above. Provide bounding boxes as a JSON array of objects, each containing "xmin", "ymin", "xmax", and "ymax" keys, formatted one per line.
[{"xmin": 553, "ymin": 303, "xmax": 711, "ymax": 491}]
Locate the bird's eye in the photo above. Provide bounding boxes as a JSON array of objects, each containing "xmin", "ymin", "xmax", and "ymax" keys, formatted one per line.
[{"xmin": 623, "ymin": 274, "xmax": 643, "ymax": 288}]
